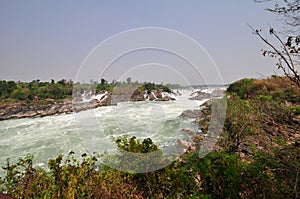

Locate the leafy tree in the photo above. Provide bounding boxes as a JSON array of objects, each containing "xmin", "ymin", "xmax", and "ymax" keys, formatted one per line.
[
  {"xmin": 57, "ymin": 79, "xmax": 66, "ymax": 86},
  {"xmin": 100, "ymin": 78, "xmax": 107, "ymax": 85},
  {"xmin": 0, "ymin": 80, "xmax": 8, "ymax": 97},
  {"xmin": 11, "ymin": 89, "xmax": 26, "ymax": 100},
  {"xmin": 115, "ymin": 136, "xmax": 158, "ymax": 153},
  {"xmin": 0, "ymin": 81, "xmax": 17, "ymax": 98},
  {"xmin": 126, "ymin": 77, "xmax": 132, "ymax": 84},
  {"xmin": 11, "ymin": 88, "xmax": 30, "ymax": 101},
  {"xmin": 227, "ymin": 78, "xmax": 254, "ymax": 99},
  {"xmin": 6, "ymin": 81, "xmax": 17, "ymax": 95}
]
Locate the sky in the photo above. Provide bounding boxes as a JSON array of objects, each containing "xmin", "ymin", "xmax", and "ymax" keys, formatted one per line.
[{"xmin": 0, "ymin": 0, "xmax": 283, "ymax": 85}]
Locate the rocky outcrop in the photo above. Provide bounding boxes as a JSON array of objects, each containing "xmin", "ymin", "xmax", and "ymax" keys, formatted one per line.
[
  {"xmin": 0, "ymin": 94, "xmax": 115, "ymax": 120},
  {"xmin": 176, "ymin": 100, "xmax": 213, "ymax": 154},
  {"xmin": 189, "ymin": 91, "xmax": 210, "ymax": 100},
  {"xmin": 149, "ymin": 92, "xmax": 157, "ymax": 100},
  {"xmin": 0, "ymin": 89, "xmax": 176, "ymax": 120},
  {"xmin": 189, "ymin": 89, "xmax": 225, "ymax": 100},
  {"xmin": 177, "ymin": 134, "xmax": 205, "ymax": 154},
  {"xmin": 130, "ymin": 90, "xmax": 175, "ymax": 102},
  {"xmin": 179, "ymin": 110, "xmax": 203, "ymax": 119},
  {"xmin": 0, "ymin": 100, "xmax": 75, "ymax": 120}
]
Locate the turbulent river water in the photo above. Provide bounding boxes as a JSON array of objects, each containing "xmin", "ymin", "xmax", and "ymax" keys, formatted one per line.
[{"xmin": 0, "ymin": 89, "xmax": 211, "ymax": 175}]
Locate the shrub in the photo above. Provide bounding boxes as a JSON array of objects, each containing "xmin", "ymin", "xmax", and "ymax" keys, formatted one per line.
[
  {"xmin": 258, "ymin": 95, "xmax": 273, "ymax": 101},
  {"xmin": 115, "ymin": 136, "xmax": 158, "ymax": 153},
  {"xmin": 243, "ymin": 147, "xmax": 300, "ymax": 198},
  {"xmin": 223, "ymin": 95, "xmax": 259, "ymax": 151},
  {"xmin": 1, "ymin": 136, "xmax": 298, "ymax": 198},
  {"xmin": 227, "ymin": 78, "xmax": 254, "ymax": 99}
]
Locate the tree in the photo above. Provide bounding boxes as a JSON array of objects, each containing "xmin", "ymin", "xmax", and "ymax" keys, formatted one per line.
[
  {"xmin": 57, "ymin": 79, "xmax": 66, "ymax": 86},
  {"xmin": 255, "ymin": 0, "xmax": 300, "ymax": 27},
  {"xmin": 126, "ymin": 77, "xmax": 132, "ymax": 84},
  {"xmin": 252, "ymin": 0, "xmax": 300, "ymax": 88},
  {"xmin": 0, "ymin": 80, "xmax": 8, "ymax": 97},
  {"xmin": 100, "ymin": 78, "xmax": 107, "ymax": 85},
  {"xmin": 11, "ymin": 88, "xmax": 30, "ymax": 100},
  {"xmin": 7, "ymin": 81, "xmax": 17, "ymax": 96}
]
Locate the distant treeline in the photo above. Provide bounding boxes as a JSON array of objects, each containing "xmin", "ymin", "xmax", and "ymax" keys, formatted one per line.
[
  {"xmin": 0, "ymin": 78, "xmax": 173, "ymax": 102},
  {"xmin": 0, "ymin": 79, "xmax": 73, "ymax": 101}
]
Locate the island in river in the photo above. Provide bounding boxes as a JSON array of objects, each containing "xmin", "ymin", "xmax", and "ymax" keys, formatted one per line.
[{"xmin": 0, "ymin": 79, "xmax": 180, "ymax": 120}]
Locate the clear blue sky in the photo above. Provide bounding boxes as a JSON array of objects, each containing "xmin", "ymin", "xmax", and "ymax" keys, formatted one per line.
[{"xmin": 0, "ymin": 0, "xmax": 282, "ymax": 84}]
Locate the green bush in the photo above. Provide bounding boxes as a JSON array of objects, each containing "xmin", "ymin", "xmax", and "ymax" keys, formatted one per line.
[
  {"xmin": 115, "ymin": 136, "xmax": 158, "ymax": 153},
  {"xmin": 196, "ymin": 152, "xmax": 246, "ymax": 198},
  {"xmin": 243, "ymin": 147, "xmax": 300, "ymax": 198},
  {"xmin": 223, "ymin": 95, "xmax": 259, "ymax": 151},
  {"xmin": 11, "ymin": 89, "xmax": 27, "ymax": 100},
  {"xmin": 258, "ymin": 95, "xmax": 273, "ymax": 101},
  {"xmin": 227, "ymin": 78, "xmax": 254, "ymax": 99},
  {"xmin": 290, "ymin": 106, "xmax": 300, "ymax": 115},
  {"xmin": 96, "ymin": 83, "xmax": 115, "ymax": 92},
  {"xmin": 1, "ymin": 136, "xmax": 298, "ymax": 198},
  {"xmin": 0, "ymin": 152, "xmax": 143, "ymax": 199},
  {"xmin": 272, "ymin": 89, "xmax": 299, "ymax": 103}
]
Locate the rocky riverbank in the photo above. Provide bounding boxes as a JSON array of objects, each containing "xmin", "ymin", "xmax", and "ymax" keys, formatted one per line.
[
  {"xmin": 177, "ymin": 100, "xmax": 213, "ymax": 153},
  {"xmin": 0, "ymin": 99, "xmax": 72, "ymax": 120},
  {"xmin": 0, "ymin": 89, "xmax": 176, "ymax": 121}
]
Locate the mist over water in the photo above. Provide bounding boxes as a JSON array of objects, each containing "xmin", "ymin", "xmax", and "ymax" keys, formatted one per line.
[{"xmin": 0, "ymin": 89, "xmax": 211, "ymax": 176}]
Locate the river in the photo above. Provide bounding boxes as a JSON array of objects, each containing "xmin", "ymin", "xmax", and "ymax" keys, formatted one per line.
[{"xmin": 0, "ymin": 88, "xmax": 213, "ymax": 175}]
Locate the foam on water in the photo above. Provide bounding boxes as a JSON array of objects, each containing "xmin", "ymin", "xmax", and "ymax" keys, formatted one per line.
[{"xmin": 0, "ymin": 88, "xmax": 213, "ymax": 176}]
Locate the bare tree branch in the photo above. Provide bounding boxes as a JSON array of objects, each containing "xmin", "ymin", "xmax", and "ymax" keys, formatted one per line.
[
  {"xmin": 248, "ymin": 25, "xmax": 300, "ymax": 87},
  {"xmin": 251, "ymin": 0, "xmax": 300, "ymax": 88}
]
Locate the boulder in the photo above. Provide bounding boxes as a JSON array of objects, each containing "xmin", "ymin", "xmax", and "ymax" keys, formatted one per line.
[
  {"xmin": 211, "ymin": 89, "xmax": 225, "ymax": 98},
  {"xmin": 180, "ymin": 109, "xmax": 202, "ymax": 119},
  {"xmin": 149, "ymin": 92, "xmax": 157, "ymax": 100},
  {"xmin": 189, "ymin": 91, "xmax": 210, "ymax": 100}
]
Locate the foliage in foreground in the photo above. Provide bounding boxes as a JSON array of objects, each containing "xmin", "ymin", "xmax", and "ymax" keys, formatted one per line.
[
  {"xmin": 1, "ymin": 76, "xmax": 299, "ymax": 198},
  {"xmin": 0, "ymin": 135, "xmax": 299, "ymax": 198}
]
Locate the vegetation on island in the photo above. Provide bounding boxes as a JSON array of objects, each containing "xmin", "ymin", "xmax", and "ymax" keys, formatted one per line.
[
  {"xmin": 0, "ymin": 78, "xmax": 172, "ymax": 104},
  {"xmin": 0, "ymin": 75, "xmax": 299, "ymax": 199},
  {"xmin": 1, "ymin": 1, "xmax": 299, "ymax": 198},
  {"xmin": 0, "ymin": 78, "xmax": 175, "ymax": 120},
  {"xmin": 0, "ymin": 79, "xmax": 73, "ymax": 103}
]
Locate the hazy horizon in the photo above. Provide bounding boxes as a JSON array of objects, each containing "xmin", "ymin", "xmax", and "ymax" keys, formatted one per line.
[{"xmin": 0, "ymin": 1, "xmax": 283, "ymax": 85}]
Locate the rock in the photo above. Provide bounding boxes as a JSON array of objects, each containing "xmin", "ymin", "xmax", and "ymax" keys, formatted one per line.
[
  {"xmin": 129, "ymin": 89, "xmax": 175, "ymax": 102},
  {"xmin": 189, "ymin": 91, "xmax": 210, "ymax": 100},
  {"xmin": 160, "ymin": 92, "xmax": 175, "ymax": 101},
  {"xmin": 177, "ymin": 134, "xmax": 204, "ymax": 154},
  {"xmin": 101, "ymin": 93, "xmax": 112, "ymax": 105},
  {"xmin": 0, "ymin": 88, "xmax": 176, "ymax": 121},
  {"xmin": 211, "ymin": 89, "xmax": 225, "ymax": 98},
  {"xmin": 175, "ymin": 90, "xmax": 182, "ymax": 95},
  {"xmin": 180, "ymin": 110, "xmax": 202, "ymax": 119},
  {"xmin": 180, "ymin": 129, "xmax": 194, "ymax": 136},
  {"xmin": 26, "ymin": 111, "xmax": 37, "ymax": 117},
  {"xmin": 177, "ymin": 139, "xmax": 196, "ymax": 152},
  {"xmin": 155, "ymin": 90, "xmax": 162, "ymax": 98},
  {"xmin": 149, "ymin": 92, "xmax": 157, "ymax": 100},
  {"xmin": 0, "ymin": 192, "xmax": 16, "ymax": 199},
  {"xmin": 201, "ymin": 99, "xmax": 213, "ymax": 107},
  {"xmin": 193, "ymin": 134, "xmax": 204, "ymax": 143}
]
